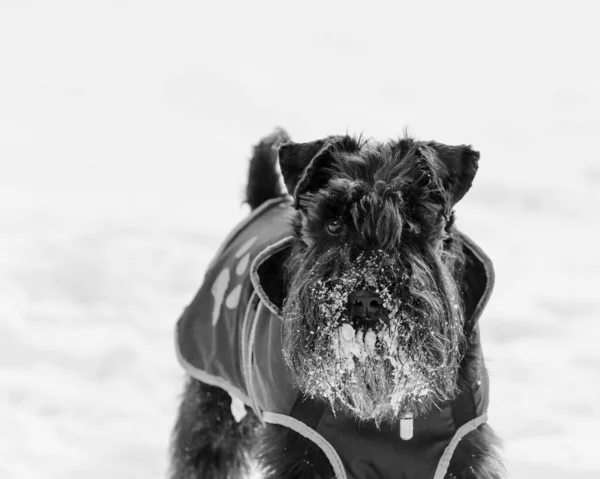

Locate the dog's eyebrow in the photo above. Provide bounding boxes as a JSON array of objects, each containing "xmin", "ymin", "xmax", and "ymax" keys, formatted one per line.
[
  {"xmin": 325, "ymin": 178, "xmax": 367, "ymax": 203},
  {"xmin": 342, "ymin": 153, "xmax": 367, "ymax": 165}
]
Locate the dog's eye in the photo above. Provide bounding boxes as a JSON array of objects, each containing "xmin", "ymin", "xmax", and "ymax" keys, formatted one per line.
[{"xmin": 326, "ymin": 219, "xmax": 344, "ymax": 235}]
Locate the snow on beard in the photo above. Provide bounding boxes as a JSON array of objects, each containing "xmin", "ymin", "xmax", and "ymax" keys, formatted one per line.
[{"xmin": 284, "ymin": 250, "xmax": 464, "ymax": 423}]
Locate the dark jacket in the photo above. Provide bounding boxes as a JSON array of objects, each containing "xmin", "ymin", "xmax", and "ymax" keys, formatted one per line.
[{"xmin": 176, "ymin": 197, "xmax": 495, "ymax": 479}]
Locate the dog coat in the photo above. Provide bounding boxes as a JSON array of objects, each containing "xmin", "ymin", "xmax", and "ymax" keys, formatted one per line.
[{"xmin": 176, "ymin": 197, "xmax": 495, "ymax": 479}]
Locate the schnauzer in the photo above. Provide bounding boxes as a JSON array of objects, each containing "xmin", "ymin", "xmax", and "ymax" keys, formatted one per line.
[{"xmin": 170, "ymin": 128, "xmax": 505, "ymax": 478}]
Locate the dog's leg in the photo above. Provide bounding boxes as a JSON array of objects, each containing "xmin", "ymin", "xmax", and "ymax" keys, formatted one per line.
[
  {"xmin": 445, "ymin": 423, "xmax": 505, "ymax": 479},
  {"xmin": 255, "ymin": 423, "xmax": 334, "ymax": 479},
  {"xmin": 170, "ymin": 378, "xmax": 258, "ymax": 479}
]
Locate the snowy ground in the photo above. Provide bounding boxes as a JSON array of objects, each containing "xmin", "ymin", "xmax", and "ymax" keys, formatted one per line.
[{"xmin": 1, "ymin": 1, "xmax": 599, "ymax": 478}]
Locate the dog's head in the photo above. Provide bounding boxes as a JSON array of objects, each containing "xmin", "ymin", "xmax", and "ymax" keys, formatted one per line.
[{"xmin": 278, "ymin": 135, "xmax": 480, "ymax": 423}]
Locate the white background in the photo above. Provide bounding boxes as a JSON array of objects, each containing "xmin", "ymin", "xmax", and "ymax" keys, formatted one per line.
[{"xmin": 1, "ymin": 1, "xmax": 599, "ymax": 478}]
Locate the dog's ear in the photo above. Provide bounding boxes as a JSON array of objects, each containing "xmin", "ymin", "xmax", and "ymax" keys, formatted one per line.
[
  {"xmin": 425, "ymin": 142, "xmax": 480, "ymax": 206},
  {"xmin": 278, "ymin": 139, "xmax": 336, "ymax": 208}
]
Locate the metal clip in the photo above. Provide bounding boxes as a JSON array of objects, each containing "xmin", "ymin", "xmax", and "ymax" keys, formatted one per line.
[{"xmin": 400, "ymin": 412, "xmax": 414, "ymax": 440}]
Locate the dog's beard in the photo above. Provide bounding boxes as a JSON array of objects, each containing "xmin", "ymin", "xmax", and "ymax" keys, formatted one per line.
[{"xmin": 282, "ymin": 249, "xmax": 465, "ymax": 423}]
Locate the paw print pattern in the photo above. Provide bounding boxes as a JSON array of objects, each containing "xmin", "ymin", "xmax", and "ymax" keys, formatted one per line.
[
  {"xmin": 225, "ymin": 284, "xmax": 242, "ymax": 309},
  {"xmin": 210, "ymin": 236, "xmax": 258, "ymax": 325},
  {"xmin": 211, "ymin": 269, "xmax": 230, "ymax": 325}
]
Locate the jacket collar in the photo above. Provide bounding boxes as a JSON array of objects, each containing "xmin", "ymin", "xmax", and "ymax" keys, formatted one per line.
[
  {"xmin": 250, "ymin": 233, "xmax": 495, "ymax": 325},
  {"xmin": 250, "ymin": 236, "xmax": 294, "ymax": 320},
  {"xmin": 458, "ymin": 232, "xmax": 495, "ymax": 325}
]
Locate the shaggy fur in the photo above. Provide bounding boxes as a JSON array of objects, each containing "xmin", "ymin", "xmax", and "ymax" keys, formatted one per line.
[
  {"xmin": 170, "ymin": 129, "xmax": 505, "ymax": 479},
  {"xmin": 171, "ymin": 379, "xmax": 259, "ymax": 478},
  {"xmin": 281, "ymin": 137, "xmax": 467, "ymax": 422}
]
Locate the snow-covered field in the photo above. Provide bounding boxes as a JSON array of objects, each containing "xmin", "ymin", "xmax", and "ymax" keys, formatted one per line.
[{"xmin": 1, "ymin": 1, "xmax": 599, "ymax": 478}]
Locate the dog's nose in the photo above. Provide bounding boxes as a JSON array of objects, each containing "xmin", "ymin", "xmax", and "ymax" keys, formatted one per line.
[{"xmin": 348, "ymin": 289, "xmax": 383, "ymax": 320}]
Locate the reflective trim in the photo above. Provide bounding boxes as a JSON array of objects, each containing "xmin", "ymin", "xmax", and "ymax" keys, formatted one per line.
[
  {"xmin": 177, "ymin": 315, "xmax": 346, "ymax": 478},
  {"xmin": 245, "ymin": 300, "xmax": 267, "ymax": 421},
  {"xmin": 263, "ymin": 411, "xmax": 347, "ymax": 479},
  {"xmin": 207, "ymin": 197, "xmax": 289, "ymax": 271},
  {"xmin": 174, "ymin": 327, "xmax": 253, "ymax": 407},
  {"xmin": 433, "ymin": 412, "xmax": 489, "ymax": 479},
  {"xmin": 240, "ymin": 291, "xmax": 260, "ymax": 414},
  {"xmin": 249, "ymin": 236, "xmax": 295, "ymax": 320}
]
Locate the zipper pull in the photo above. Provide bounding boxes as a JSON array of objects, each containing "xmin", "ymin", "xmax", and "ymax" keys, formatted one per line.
[{"xmin": 400, "ymin": 412, "xmax": 414, "ymax": 440}]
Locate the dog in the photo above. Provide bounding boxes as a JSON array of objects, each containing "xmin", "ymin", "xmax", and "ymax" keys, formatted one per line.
[{"xmin": 170, "ymin": 128, "xmax": 505, "ymax": 479}]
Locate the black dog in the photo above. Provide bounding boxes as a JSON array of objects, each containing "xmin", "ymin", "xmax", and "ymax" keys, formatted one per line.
[{"xmin": 170, "ymin": 129, "xmax": 505, "ymax": 479}]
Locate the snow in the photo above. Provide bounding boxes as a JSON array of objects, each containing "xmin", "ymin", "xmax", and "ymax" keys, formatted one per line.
[{"xmin": 1, "ymin": 1, "xmax": 599, "ymax": 478}]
